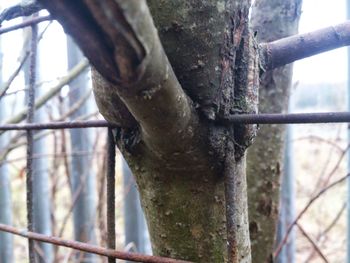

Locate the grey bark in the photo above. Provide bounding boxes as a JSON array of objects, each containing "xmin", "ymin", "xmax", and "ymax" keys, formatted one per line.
[
  {"xmin": 122, "ymin": 158, "xmax": 151, "ymax": 257},
  {"xmin": 66, "ymin": 36, "xmax": 97, "ymax": 262},
  {"xmin": 23, "ymin": 24, "xmax": 53, "ymax": 262},
  {"xmin": 37, "ymin": 0, "xmax": 257, "ymax": 262},
  {"xmin": 0, "ymin": 36, "xmax": 14, "ymax": 263},
  {"xmin": 247, "ymin": 1, "xmax": 302, "ymax": 262}
]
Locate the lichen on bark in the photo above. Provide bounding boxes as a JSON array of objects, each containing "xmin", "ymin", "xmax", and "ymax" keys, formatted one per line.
[{"xmin": 38, "ymin": 0, "xmax": 258, "ymax": 262}]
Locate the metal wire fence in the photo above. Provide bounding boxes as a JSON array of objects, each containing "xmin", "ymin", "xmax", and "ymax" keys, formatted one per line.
[{"xmin": 0, "ymin": 112, "xmax": 349, "ymax": 262}]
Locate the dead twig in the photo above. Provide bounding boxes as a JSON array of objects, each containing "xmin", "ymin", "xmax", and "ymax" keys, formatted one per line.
[
  {"xmin": 274, "ymin": 173, "xmax": 350, "ymax": 258},
  {"xmin": 296, "ymin": 223, "xmax": 329, "ymax": 263}
]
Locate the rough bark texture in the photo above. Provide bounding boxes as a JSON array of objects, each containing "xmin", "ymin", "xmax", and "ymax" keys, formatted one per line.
[
  {"xmin": 247, "ymin": 1, "xmax": 302, "ymax": 262},
  {"xmin": 38, "ymin": 0, "xmax": 258, "ymax": 262}
]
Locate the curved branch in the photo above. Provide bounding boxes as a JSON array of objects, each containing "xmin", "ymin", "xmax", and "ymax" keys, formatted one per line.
[
  {"xmin": 38, "ymin": 0, "xmax": 197, "ymax": 153},
  {"xmin": 261, "ymin": 21, "xmax": 350, "ymax": 70}
]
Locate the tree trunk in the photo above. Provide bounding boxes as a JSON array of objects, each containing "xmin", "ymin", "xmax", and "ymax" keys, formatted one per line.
[
  {"xmin": 247, "ymin": 1, "xmax": 302, "ymax": 262},
  {"xmin": 122, "ymin": 158, "xmax": 151, "ymax": 258},
  {"xmin": 35, "ymin": 0, "xmax": 309, "ymax": 262},
  {"xmin": 0, "ymin": 35, "xmax": 14, "ymax": 263}
]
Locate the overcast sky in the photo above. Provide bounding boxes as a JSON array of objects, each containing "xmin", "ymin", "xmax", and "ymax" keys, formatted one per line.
[
  {"xmin": 1, "ymin": 0, "xmax": 348, "ymax": 85},
  {"xmin": 293, "ymin": 0, "xmax": 347, "ymax": 84}
]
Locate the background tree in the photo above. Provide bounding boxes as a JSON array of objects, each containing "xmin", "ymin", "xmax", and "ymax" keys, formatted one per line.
[
  {"xmin": 122, "ymin": 158, "xmax": 151, "ymax": 258},
  {"xmin": 66, "ymin": 36, "xmax": 97, "ymax": 262},
  {"xmin": 247, "ymin": 0, "xmax": 302, "ymax": 262},
  {"xmin": 0, "ymin": 33, "xmax": 14, "ymax": 263}
]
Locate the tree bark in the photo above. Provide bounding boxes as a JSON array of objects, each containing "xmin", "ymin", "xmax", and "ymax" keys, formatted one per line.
[
  {"xmin": 38, "ymin": 0, "xmax": 258, "ymax": 262},
  {"xmin": 247, "ymin": 1, "xmax": 302, "ymax": 262}
]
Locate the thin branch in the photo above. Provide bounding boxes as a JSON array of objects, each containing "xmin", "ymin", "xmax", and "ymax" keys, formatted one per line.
[
  {"xmin": 294, "ymin": 135, "xmax": 344, "ymax": 153},
  {"xmin": 0, "ymin": 15, "xmax": 51, "ymax": 35},
  {"xmin": 0, "ymin": 223, "xmax": 192, "ymax": 263},
  {"xmin": 296, "ymin": 223, "xmax": 329, "ymax": 263},
  {"xmin": 260, "ymin": 21, "xmax": 350, "ymax": 70},
  {"xmin": 0, "ymin": 51, "xmax": 29, "ymax": 99},
  {"xmin": 1, "ymin": 59, "xmax": 89, "ymax": 128},
  {"xmin": 274, "ymin": 173, "xmax": 350, "ymax": 258},
  {"xmin": 303, "ymin": 202, "xmax": 346, "ymax": 263},
  {"xmin": 0, "ymin": 19, "xmax": 52, "ymax": 100},
  {"xmin": 38, "ymin": 0, "xmax": 198, "ymax": 152}
]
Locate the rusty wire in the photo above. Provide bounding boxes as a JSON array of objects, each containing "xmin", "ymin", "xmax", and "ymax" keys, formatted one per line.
[
  {"xmin": 1, "ymin": 111, "xmax": 350, "ymax": 132},
  {"xmin": 0, "ymin": 15, "xmax": 51, "ymax": 35},
  {"xmin": 0, "ymin": 223, "xmax": 192, "ymax": 263},
  {"xmin": 25, "ymin": 23, "xmax": 38, "ymax": 263}
]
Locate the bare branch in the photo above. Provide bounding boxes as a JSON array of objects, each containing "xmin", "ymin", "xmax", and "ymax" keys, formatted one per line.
[
  {"xmin": 274, "ymin": 173, "xmax": 350, "ymax": 258},
  {"xmin": 296, "ymin": 223, "xmax": 329, "ymax": 263},
  {"xmin": 1, "ymin": 59, "xmax": 88, "ymax": 127},
  {"xmin": 0, "ymin": 51, "xmax": 29, "ymax": 99},
  {"xmin": 260, "ymin": 21, "xmax": 350, "ymax": 70},
  {"xmin": 38, "ymin": 0, "xmax": 198, "ymax": 153}
]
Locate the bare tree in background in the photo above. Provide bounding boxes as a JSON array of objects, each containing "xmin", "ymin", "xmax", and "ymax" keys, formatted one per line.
[
  {"xmin": 0, "ymin": 34, "xmax": 14, "ymax": 263},
  {"xmin": 247, "ymin": 0, "xmax": 302, "ymax": 262},
  {"xmin": 66, "ymin": 37, "xmax": 97, "ymax": 262},
  {"xmin": 67, "ymin": 38, "xmax": 97, "ymax": 262},
  {"xmin": 23, "ymin": 22, "xmax": 53, "ymax": 262},
  {"xmin": 122, "ymin": 158, "xmax": 151, "ymax": 259}
]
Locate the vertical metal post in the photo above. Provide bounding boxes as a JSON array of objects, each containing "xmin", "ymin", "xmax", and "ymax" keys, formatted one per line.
[
  {"xmin": 106, "ymin": 128, "xmax": 116, "ymax": 263},
  {"xmin": 26, "ymin": 24, "xmax": 38, "ymax": 263}
]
